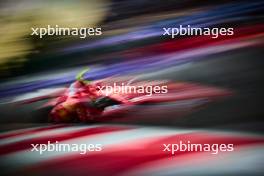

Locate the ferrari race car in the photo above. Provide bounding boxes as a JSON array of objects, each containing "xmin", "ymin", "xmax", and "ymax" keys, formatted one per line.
[{"xmin": 17, "ymin": 69, "xmax": 232, "ymax": 123}]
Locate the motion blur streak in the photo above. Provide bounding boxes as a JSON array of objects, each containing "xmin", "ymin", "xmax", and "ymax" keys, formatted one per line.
[
  {"xmin": 0, "ymin": 125, "xmax": 263, "ymax": 176},
  {"xmin": 0, "ymin": 0, "xmax": 264, "ymax": 176},
  {"xmin": 0, "ymin": 39, "xmax": 259, "ymax": 98}
]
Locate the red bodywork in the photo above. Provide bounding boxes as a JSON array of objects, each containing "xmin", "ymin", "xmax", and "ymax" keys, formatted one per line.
[
  {"xmin": 43, "ymin": 79, "xmax": 232, "ymax": 123},
  {"xmin": 16, "ymin": 78, "xmax": 232, "ymax": 123}
]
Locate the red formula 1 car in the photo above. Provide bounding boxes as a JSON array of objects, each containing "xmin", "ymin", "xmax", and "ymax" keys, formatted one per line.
[{"xmin": 17, "ymin": 70, "xmax": 232, "ymax": 123}]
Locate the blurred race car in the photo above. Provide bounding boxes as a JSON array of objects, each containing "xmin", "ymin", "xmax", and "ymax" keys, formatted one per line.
[{"xmin": 17, "ymin": 69, "xmax": 232, "ymax": 123}]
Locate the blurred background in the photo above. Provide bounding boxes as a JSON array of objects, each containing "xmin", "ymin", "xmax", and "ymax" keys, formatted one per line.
[{"xmin": 0, "ymin": 0, "xmax": 264, "ymax": 175}]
